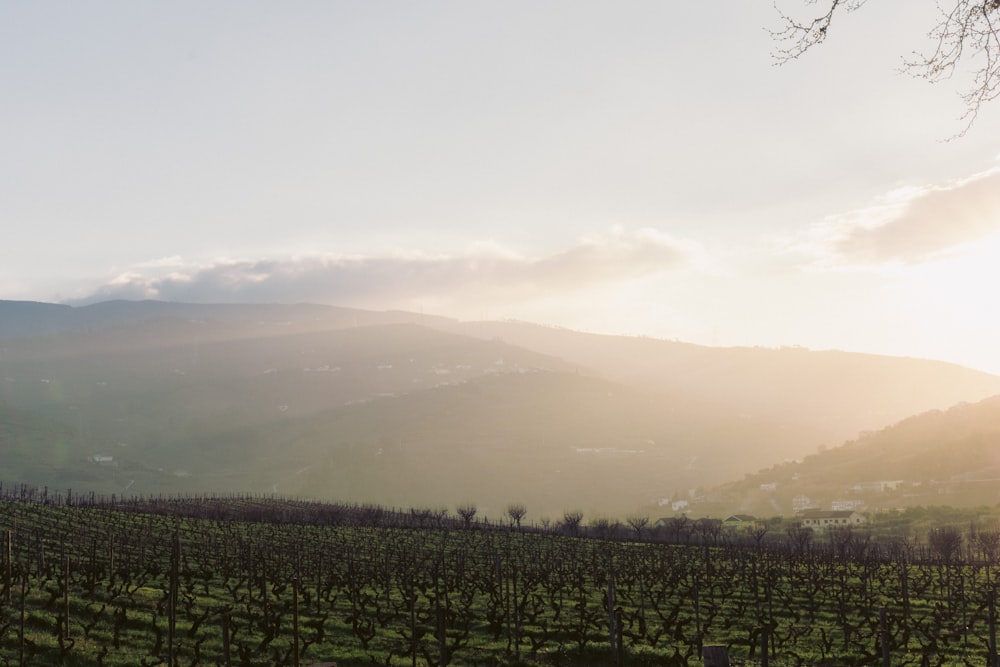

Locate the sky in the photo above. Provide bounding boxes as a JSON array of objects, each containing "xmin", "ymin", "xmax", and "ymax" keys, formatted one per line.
[{"xmin": 3, "ymin": 2, "xmax": 1000, "ymax": 374}]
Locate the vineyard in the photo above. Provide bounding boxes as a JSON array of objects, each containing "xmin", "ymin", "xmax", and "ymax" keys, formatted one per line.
[{"xmin": 1, "ymin": 487, "xmax": 1000, "ymax": 666}]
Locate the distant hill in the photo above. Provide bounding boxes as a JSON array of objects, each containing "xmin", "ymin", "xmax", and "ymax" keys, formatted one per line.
[
  {"xmin": 0, "ymin": 315, "xmax": 569, "ymax": 453},
  {"xmin": 3, "ymin": 299, "xmax": 1000, "ymax": 517},
  {"xmin": 442, "ymin": 320, "xmax": 1000, "ymax": 447},
  {"xmin": 708, "ymin": 395, "xmax": 1000, "ymax": 517},
  {"xmin": 0, "ymin": 310, "xmax": 812, "ymax": 515},
  {"xmin": 0, "ymin": 401, "xmax": 88, "ymax": 487},
  {"xmin": 0, "ymin": 299, "xmax": 453, "ymax": 341},
  {"xmin": 232, "ymin": 370, "xmax": 821, "ymax": 518}
]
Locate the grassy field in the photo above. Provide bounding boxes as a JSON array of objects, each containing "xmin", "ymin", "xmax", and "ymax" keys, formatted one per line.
[{"xmin": 1, "ymin": 493, "xmax": 998, "ymax": 666}]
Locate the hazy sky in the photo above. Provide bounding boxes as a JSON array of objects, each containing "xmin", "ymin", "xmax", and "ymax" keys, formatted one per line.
[{"xmin": 4, "ymin": 2, "xmax": 1000, "ymax": 373}]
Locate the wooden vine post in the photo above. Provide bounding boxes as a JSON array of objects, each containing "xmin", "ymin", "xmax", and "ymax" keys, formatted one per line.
[
  {"xmin": 607, "ymin": 568, "xmax": 619, "ymax": 667},
  {"xmin": 293, "ymin": 576, "xmax": 301, "ymax": 667},
  {"xmin": 18, "ymin": 570, "xmax": 27, "ymax": 667},
  {"xmin": 221, "ymin": 609, "xmax": 232, "ymax": 667},
  {"xmin": 5, "ymin": 529, "xmax": 12, "ymax": 605},
  {"xmin": 108, "ymin": 532, "xmax": 115, "ymax": 588},
  {"xmin": 64, "ymin": 554, "xmax": 71, "ymax": 641},
  {"xmin": 879, "ymin": 607, "xmax": 890, "ymax": 667},
  {"xmin": 168, "ymin": 531, "xmax": 180, "ymax": 667},
  {"xmin": 990, "ymin": 591, "xmax": 998, "ymax": 667},
  {"xmin": 435, "ymin": 557, "xmax": 446, "ymax": 667}
]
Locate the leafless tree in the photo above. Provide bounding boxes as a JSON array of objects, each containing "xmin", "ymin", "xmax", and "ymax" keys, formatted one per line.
[
  {"xmin": 505, "ymin": 503, "xmax": 527, "ymax": 529},
  {"xmin": 561, "ymin": 510, "xmax": 584, "ymax": 536},
  {"xmin": 590, "ymin": 517, "xmax": 615, "ymax": 540},
  {"xmin": 785, "ymin": 524, "xmax": 814, "ymax": 554},
  {"xmin": 662, "ymin": 516, "xmax": 691, "ymax": 543},
  {"xmin": 694, "ymin": 517, "xmax": 723, "ymax": 545},
  {"xmin": 409, "ymin": 507, "xmax": 433, "ymax": 528},
  {"xmin": 772, "ymin": 0, "xmax": 1000, "ymax": 135},
  {"xmin": 749, "ymin": 520, "xmax": 770, "ymax": 548},
  {"xmin": 974, "ymin": 527, "xmax": 1000, "ymax": 563},
  {"xmin": 929, "ymin": 525, "xmax": 964, "ymax": 564},
  {"xmin": 626, "ymin": 514, "xmax": 650, "ymax": 539},
  {"xmin": 431, "ymin": 507, "xmax": 449, "ymax": 527},
  {"xmin": 456, "ymin": 504, "xmax": 477, "ymax": 529},
  {"xmin": 588, "ymin": 517, "xmax": 622, "ymax": 540},
  {"xmin": 828, "ymin": 525, "xmax": 856, "ymax": 559}
]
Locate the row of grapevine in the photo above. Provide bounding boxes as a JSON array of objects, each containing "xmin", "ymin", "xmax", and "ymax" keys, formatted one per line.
[{"xmin": 1, "ymin": 491, "xmax": 999, "ymax": 666}]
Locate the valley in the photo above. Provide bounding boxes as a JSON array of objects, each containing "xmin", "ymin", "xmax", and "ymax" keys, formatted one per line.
[{"xmin": 3, "ymin": 299, "xmax": 1000, "ymax": 519}]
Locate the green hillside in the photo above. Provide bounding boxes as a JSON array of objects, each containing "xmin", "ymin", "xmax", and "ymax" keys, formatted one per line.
[
  {"xmin": 5, "ymin": 299, "xmax": 1000, "ymax": 518},
  {"xmin": 246, "ymin": 370, "xmax": 818, "ymax": 517},
  {"xmin": 709, "ymin": 395, "xmax": 1000, "ymax": 516},
  {"xmin": 0, "ymin": 318, "xmax": 579, "ymax": 502},
  {"xmin": 0, "ymin": 402, "xmax": 95, "ymax": 486}
]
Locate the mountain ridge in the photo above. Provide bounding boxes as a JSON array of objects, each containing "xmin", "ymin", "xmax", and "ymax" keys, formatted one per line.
[
  {"xmin": 3, "ymin": 298, "xmax": 1000, "ymax": 517},
  {"xmin": 441, "ymin": 319, "xmax": 1000, "ymax": 445}
]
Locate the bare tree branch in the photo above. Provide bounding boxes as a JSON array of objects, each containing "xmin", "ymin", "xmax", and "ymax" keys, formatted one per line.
[
  {"xmin": 771, "ymin": 0, "xmax": 1000, "ymax": 136},
  {"xmin": 770, "ymin": 0, "xmax": 870, "ymax": 63},
  {"xmin": 904, "ymin": 0, "xmax": 1000, "ymax": 136}
]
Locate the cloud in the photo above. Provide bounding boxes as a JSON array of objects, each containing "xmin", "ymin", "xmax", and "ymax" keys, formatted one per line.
[
  {"xmin": 796, "ymin": 168, "xmax": 1000, "ymax": 268},
  {"xmin": 70, "ymin": 229, "xmax": 699, "ymax": 310}
]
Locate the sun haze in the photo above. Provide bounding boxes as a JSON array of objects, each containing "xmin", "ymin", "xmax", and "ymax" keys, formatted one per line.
[{"xmin": 2, "ymin": 2, "xmax": 1000, "ymax": 373}]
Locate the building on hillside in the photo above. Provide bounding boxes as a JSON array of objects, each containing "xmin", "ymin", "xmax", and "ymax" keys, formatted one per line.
[
  {"xmin": 723, "ymin": 514, "xmax": 757, "ymax": 531},
  {"xmin": 656, "ymin": 498, "xmax": 690, "ymax": 511},
  {"xmin": 851, "ymin": 480, "xmax": 904, "ymax": 494},
  {"xmin": 798, "ymin": 509, "xmax": 866, "ymax": 529},
  {"xmin": 792, "ymin": 495, "xmax": 814, "ymax": 512},
  {"xmin": 830, "ymin": 499, "xmax": 864, "ymax": 511}
]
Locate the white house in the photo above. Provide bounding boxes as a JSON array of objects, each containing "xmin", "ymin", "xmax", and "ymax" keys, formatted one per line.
[{"xmin": 799, "ymin": 509, "xmax": 866, "ymax": 528}]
